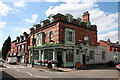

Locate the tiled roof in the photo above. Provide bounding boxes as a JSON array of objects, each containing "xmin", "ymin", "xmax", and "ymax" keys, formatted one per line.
[{"xmin": 100, "ymin": 40, "xmax": 120, "ymax": 47}]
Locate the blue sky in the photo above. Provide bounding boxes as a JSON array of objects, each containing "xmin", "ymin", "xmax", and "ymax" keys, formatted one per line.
[{"xmin": 0, "ymin": 0, "xmax": 119, "ymax": 49}]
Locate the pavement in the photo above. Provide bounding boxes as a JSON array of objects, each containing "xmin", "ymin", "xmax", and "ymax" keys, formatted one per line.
[
  {"xmin": 21, "ymin": 63, "xmax": 76, "ymax": 72},
  {"xmin": 19, "ymin": 63, "xmax": 116, "ymax": 72}
]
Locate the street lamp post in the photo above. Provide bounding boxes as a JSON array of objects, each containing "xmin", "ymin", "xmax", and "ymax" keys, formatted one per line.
[{"xmin": 31, "ymin": 28, "xmax": 35, "ymax": 67}]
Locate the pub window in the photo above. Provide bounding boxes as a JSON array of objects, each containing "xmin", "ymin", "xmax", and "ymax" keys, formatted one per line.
[
  {"xmin": 102, "ymin": 51, "xmax": 106, "ymax": 59},
  {"xmin": 33, "ymin": 50, "xmax": 39, "ymax": 60},
  {"xmin": 66, "ymin": 50, "xmax": 74, "ymax": 62},
  {"xmin": 89, "ymin": 51, "xmax": 94, "ymax": 60},
  {"xmin": 44, "ymin": 50, "xmax": 53, "ymax": 60}
]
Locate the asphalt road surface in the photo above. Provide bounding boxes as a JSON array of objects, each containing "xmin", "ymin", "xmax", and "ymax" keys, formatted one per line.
[{"xmin": 1, "ymin": 63, "xmax": 120, "ymax": 80}]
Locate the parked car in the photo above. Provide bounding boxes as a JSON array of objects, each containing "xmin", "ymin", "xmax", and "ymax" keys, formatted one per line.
[
  {"xmin": 116, "ymin": 64, "xmax": 120, "ymax": 70},
  {"xmin": 107, "ymin": 60, "xmax": 117, "ymax": 67},
  {"xmin": 7, "ymin": 56, "xmax": 17, "ymax": 64}
]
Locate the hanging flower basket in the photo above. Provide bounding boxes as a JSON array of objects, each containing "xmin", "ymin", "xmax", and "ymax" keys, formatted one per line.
[
  {"xmin": 49, "ymin": 60, "xmax": 57, "ymax": 64},
  {"xmin": 42, "ymin": 60, "xmax": 48, "ymax": 63},
  {"xmin": 37, "ymin": 60, "xmax": 42, "ymax": 63}
]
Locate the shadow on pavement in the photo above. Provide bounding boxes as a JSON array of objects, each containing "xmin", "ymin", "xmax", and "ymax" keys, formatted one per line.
[
  {"xmin": 2, "ymin": 71, "xmax": 17, "ymax": 80},
  {"xmin": 80, "ymin": 64, "xmax": 116, "ymax": 70}
]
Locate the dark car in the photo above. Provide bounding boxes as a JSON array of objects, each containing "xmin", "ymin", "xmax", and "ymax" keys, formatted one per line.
[{"xmin": 107, "ymin": 60, "xmax": 117, "ymax": 67}]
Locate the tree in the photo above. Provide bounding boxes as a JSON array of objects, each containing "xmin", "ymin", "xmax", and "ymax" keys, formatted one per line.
[{"xmin": 2, "ymin": 36, "xmax": 11, "ymax": 60}]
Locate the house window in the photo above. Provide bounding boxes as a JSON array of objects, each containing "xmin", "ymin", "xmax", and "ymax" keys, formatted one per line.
[
  {"xmin": 65, "ymin": 28, "xmax": 75, "ymax": 43},
  {"xmin": 49, "ymin": 31, "xmax": 54, "ymax": 42},
  {"xmin": 66, "ymin": 49, "xmax": 74, "ymax": 62},
  {"xmin": 102, "ymin": 51, "xmax": 105, "ymax": 59},
  {"xmin": 89, "ymin": 51, "xmax": 94, "ymax": 60}
]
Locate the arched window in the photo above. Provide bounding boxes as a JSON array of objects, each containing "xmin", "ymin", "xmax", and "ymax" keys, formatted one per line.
[{"xmin": 49, "ymin": 31, "xmax": 54, "ymax": 42}]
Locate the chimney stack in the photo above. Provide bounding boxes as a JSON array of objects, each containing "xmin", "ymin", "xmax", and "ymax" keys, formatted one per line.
[
  {"xmin": 107, "ymin": 39, "xmax": 110, "ymax": 43},
  {"xmin": 82, "ymin": 11, "xmax": 90, "ymax": 22},
  {"xmin": 116, "ymin": 41, "xmax": 119, "ymax": 46}
]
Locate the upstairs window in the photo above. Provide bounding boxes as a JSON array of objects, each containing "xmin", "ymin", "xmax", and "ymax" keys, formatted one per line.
[
  {"xmin": 65, "ymin": 28, "xmax": 75, "ymax": 44},
  {"xmin": 37, "ymin": 32, "xmax": 44, "ymax": 46},
  {"xmin": 49, "ymin": 31, "xmax": 54, "ymax": 42}
]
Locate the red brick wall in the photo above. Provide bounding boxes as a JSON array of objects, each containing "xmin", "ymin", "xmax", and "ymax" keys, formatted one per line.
[{"xmin": 59, "ymin": 21, "xmax": 97, "ymax": 45}]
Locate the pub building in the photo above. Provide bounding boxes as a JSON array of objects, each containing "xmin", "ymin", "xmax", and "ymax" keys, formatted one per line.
[{"xmin": 28, "ymin": 11, "xmax": 98, "ymax": 67}]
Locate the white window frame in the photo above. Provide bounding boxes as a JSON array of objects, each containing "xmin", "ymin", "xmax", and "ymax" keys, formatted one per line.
[
  {"xmin": 37, "ymin": 32, "xmax": 43, "ymax": 46},
  {"xmin": 65, "ymin": 28, "xmax": 75, "ymax": 44}
]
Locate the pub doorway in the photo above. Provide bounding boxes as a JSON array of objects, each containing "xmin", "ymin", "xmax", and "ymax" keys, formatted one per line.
[
  {"xmin": 57, "ymin": 51, "xmax": 63, "ymax": 67},
  {"xmin": 82, "ymin": 54, "xmax": 86, "ymax": 65}
]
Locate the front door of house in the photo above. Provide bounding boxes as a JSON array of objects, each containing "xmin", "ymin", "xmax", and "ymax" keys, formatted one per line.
[{"xmin": 57, "ymin": 51, "xmax": 63, "ymax": 67}]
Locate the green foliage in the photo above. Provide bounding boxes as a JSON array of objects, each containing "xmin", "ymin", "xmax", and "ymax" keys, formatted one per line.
[{"xmin": 2, "ymin": 36, "xmax": 11, "ymax": 60}]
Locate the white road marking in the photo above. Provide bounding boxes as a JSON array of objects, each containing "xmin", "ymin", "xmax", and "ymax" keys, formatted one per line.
[
  {"xmin": 33, "ymin": 75, "xmax": 49, "ymax": 78},
  {"xmin": 6, "ymin": 66, "xmax": 11, "ymax": 68},
  {"xmin": 26, "ymin": 72, "xmax": 33, "ymax": 76},
  {"xmin": 17, "ymin": 69, "xmax": 19, "ymax": 71}
]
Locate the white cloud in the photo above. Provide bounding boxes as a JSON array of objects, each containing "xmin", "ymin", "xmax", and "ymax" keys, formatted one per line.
[
  {"xmin": 0, "ymin": 22, "xmax": 6, "ymax": 28},
  {"xmin": 13, "ymin": 0, "xmax": 26, "ymax": 8},
  {"xmin": 46, "ymin": 0, "xmax": 97, "ymax": 3},
  {"xmin": 45, "ymin": 1, "xmax": 118, "ymax": 42},
  {"xmin": 0, "ymin": 32, "xmax": 2, "ymax": 50},
  {"xmin": 14, "ymin": 27, "xmax": 30, "ymax": 34},
  {"xmin": 0, "ymin": 1, "xmax": 12, "ymax": 16},
  {"xmin": 25, "ymin": 14, "xmax": 38, "ymax": 23},
  {"xmin": 45, "ymin": 2, "xmax": 97, "ymax": 18},
  {"xmin": 98, "ymin": 31, "xmax": 118, "ymax": 42},
  {"xmin": 90, "ymin": 8, "xmax": 118, "ymax": 32}
]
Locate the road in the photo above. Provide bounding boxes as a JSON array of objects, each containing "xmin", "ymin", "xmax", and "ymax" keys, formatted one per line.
[{"xmin": 1, "ymin": 63, "xmax": 120, "ymax": 80}]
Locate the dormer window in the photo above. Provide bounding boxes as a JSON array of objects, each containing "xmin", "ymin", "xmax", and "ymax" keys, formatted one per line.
[
  {"xmin": 49, "ymin": 31, "xmax": 54, "ymax": 42},
  {"xmin": 40, "ymin": 20, "xmax": 44, "ymax": 27},
  {"xmin": 66, "ymin": 14, "xmax": 73, "ymax": 22}
]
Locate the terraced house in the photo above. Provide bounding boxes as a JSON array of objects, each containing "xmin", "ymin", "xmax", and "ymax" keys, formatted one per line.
[{"xmin": 28, "ymin": 12, "xmax": 98, "ymax": 67}]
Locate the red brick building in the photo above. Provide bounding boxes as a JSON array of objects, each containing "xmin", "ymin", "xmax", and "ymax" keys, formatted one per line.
[
  {"xmin": 10, "ymin": 32, "xmax": 30, "ymax": 63},
  {"xmin": 10, "ymin": 40, "xmax": 17, "ymax": 56},
  {"xmin": 28, "ymin": 12, "xmax": 98, "ymax": 67},
  {"xmin": 99, "ymin": 39, "xmax": 120, "ymax": 52}
]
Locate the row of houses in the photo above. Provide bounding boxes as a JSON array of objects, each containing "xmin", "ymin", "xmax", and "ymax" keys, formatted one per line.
[{"xmin": 10, "ymin": 12, "xmax": 120, "ymax": 67}]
